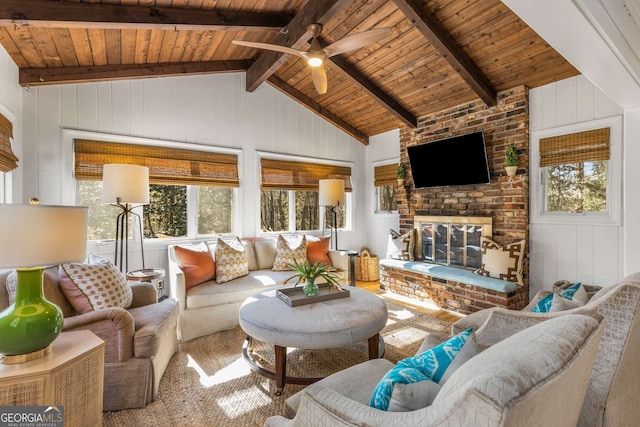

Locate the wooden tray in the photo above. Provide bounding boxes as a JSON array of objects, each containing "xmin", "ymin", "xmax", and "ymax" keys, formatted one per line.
[{"xmin": 277, "ymin": 283, "xmax": 350, "ymax": 307}]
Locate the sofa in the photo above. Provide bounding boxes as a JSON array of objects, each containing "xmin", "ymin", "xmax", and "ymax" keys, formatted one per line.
[
  {"xmin": 0, "ymin": 266, "xmax": 179, "ymax": 411},
  {"xmin": 168, "ymin": 236, "xmax": 348, "ymax": 342},
  {"xmin": 451, "ymin": 272, "xmax": 640, "ymax": 427},
  {"xmin": 265, "ymin": 313, "xmax": 605, "ymax": 426}
]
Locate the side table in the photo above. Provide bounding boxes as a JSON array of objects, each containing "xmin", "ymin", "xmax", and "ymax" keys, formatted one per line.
[
  {"xmin": 342, "ymin": 250, "xmax": 359, "ymax": 286},
  {"xmin": 0, "ymin": 330, "xmax": 105, "ymax": 427},
  {"xmin": 127, "ymin": 268, "xmax": 165, "ymax": 298}
]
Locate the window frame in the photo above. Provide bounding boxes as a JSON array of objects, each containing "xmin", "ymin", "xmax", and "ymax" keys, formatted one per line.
[
  {"xmin": 256, "ymin": 151, "xmax": 353, "ymax": 236},
  {"xmin": 531, "ymin": 115, "xmax": 622, "ymax": 226},
  {"xmin": 373, "ymin": 159, "xmax": 399, "ymax": 215},
  {"xmin": 64, "ymin": 129, "xmax": 242, "ymax": 243}
]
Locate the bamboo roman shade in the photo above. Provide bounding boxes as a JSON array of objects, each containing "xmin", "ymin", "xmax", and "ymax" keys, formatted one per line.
[
  {"xmin": 260, "ymin": 158, "xmax": 351, "ymax": 191},
  {"xmin": 0, "ymin": 113, "xmax": 18, "ymax": 172},
  {"xmin": 374, "ymin": 163, "xmax": 397, "ymax": 187},
  {"xmin": 74, "ymin": 140, "xmax": 239, "ymax": 187},
  {"xmin": 540, "ymin": 127, "xmax": 610, "ymax": 167}
]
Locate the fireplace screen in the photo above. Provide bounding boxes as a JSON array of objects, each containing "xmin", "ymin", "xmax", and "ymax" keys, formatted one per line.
[{"xmin": 415, "ymin": 216, "xmax": 492, "ymax": 270}]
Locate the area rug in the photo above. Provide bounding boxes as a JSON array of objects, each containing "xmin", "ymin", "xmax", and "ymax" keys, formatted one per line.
[{"xmin": 103, "ymin": 295, "xmax": 453, "ymax": 427}]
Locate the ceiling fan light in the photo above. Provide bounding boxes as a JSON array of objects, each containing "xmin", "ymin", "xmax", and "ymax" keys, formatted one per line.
[{"xmin": 307, "ymin": 57, "xmax": 324, "ymax": 67}]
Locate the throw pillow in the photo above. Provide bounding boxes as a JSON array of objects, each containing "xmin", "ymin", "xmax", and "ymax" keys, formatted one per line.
[
  {"xmin": 533, "ymin": 282, "xmax": 587, "ymax": 313},
  {"xmin": 272, "ymin": 234, "xmax": 307, "ymax": 271},
  {"xmin": 174, "ymin": 243, "xmax": 216, "ymax": 290},
  {"xmin": 369, "ymin": 327, "xmax": 473, "ymax": 411},
  {"xmin": 388, "ymin": 380, "xmax": 442, "ymax": 412},
  {"xmin": 214, "ymin": 237, "xmax": 249, "ymax": 284},
  {"xmin": 306, "ymin": 235, "xmax": 332, "ymax": 266},
  {"xmin": 386, "ymin": 229, "xmax": 415, "ymax": 261},
  {"xmin": 59, "ymin": 253, "xmax": 133, "ymax": 314},
  {"xmin": 474, "ymin": 237, "xmax": 525, "ymax": 285}
]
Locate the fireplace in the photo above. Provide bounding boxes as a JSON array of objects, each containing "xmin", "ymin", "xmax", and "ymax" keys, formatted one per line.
[{"xmin": 413, "ymin": 216, "xmax": 492, "ymax": 270}]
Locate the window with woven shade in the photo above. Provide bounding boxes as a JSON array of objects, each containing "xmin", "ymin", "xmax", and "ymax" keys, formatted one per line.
[
  {"xmin": 74, "ymin": 139, "xmax": 239, "ymax": 187},
  {"xmin": 0, "ymin": 113, "xmax": 18, "ymax": 173},
  {"xmin": 74, "ymin": 139, "xmax": 238, "ymax": 240},
  {"xmin": 374, "ymin": 163, "xmax": 397, "ymax": 212},
  {"xmin": 539, "ymin": 127, "xmax": 609, "ymax": 214},
  {"xmin": 259, "ymin": 157, "xmax": 351, "ymax": 233}
]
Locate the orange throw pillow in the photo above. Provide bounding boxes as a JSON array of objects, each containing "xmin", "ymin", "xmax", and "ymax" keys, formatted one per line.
[
  {"xmin": 306, "ymin": 236, "xmax": 332, "ymax": 266},
  {"xmin": 174, "ymin": 244, "xmax": 216, "ymax": 290}
]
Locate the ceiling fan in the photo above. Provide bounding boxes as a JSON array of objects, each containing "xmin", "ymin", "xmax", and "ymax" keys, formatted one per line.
[{"xmin": 232, "ymin": 24, "xmax": 391, "ymax": 95}]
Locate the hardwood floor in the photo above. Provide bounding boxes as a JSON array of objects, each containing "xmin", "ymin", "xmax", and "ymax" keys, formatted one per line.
[{"xmin": 355, "ymin": 280, "xmax": 463, "ymax": 324}]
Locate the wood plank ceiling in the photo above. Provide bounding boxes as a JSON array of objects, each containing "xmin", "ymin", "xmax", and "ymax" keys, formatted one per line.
[{"xmin": 0, "ymin": 0, "xmax": 578, "ymax": 144}]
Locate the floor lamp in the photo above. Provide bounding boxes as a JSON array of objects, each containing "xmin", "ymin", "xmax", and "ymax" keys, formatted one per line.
[
  {"xmin": 102, "ymin": 164, "xmax": 150, "ymax": 273},
  {"xmin": 319, "ymin": 179, "xmax": 345, "ymax": 251}
]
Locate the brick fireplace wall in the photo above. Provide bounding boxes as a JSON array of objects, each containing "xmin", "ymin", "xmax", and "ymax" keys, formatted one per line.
[{"xmin": 387, "ymin": 85, "xmax": 530, "ymax": 309}]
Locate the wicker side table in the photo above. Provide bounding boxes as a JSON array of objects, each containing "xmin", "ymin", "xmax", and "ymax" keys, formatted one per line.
[{"xmin": 0, "ymin": 330, "xmax": 105, "ymax": 427}]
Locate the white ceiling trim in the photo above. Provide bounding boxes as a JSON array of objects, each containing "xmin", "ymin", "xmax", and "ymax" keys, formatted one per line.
[{"xmin": 502, "ymin": 0, "xmax": 640, "ymax": 109}]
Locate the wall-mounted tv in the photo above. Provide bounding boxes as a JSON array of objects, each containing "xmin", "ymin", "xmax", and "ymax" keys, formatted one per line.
[{"xmin": 407, "ymin": 131, "xmax": 490, "ymax": 188}]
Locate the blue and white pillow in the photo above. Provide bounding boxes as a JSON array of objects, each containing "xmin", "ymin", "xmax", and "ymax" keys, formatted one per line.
[
  {"xmin": 369, "ymin": 327, "xmax": 473, "ymax": 411},
  {"xmin": 533, "ymin": 282, "xmax": 588, "ymax": 313}
]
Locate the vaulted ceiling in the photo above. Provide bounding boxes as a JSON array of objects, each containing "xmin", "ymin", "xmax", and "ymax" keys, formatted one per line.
[{"xmin": 0, "ymin": 0, "xmax": 579, "ymax": 144}]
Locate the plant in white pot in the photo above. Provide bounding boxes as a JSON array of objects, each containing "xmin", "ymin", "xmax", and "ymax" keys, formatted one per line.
[
  {"xmin": 505, "ymin": 143, "xmax": 518, "ymax": 176},
  {"xmin": 396, "ymin": 162, "xmax": 406, "ymax": 186}
]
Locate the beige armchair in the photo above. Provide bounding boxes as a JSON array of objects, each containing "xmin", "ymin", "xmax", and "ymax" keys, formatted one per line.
[
  {"xmin": 0, "ymin": 267, "xmax": 179, "ymax": 411},
  {"xmin": 451, "ymin": 271, "xmax": 640, "ymax": 427},
  {"xmin": 265, "ymin": 313, "xmax": 605, "ymax": 427}
]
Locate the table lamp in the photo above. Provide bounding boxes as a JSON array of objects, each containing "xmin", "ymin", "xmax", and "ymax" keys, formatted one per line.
[
  {"xmin": 102, "ymin": 163, "xmax": 150, "ymax": 273},
  {"xmin": 0, "ymin": 203, "xmax": 88, "ymax": 364},
  {"xmin": 319, "ymin": 179, "xmax": 345, "ymax": 250}
]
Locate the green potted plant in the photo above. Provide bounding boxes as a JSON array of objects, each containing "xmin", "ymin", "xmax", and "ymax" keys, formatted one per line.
[
  {"xmin": 505, "ymin": 143, "xmax": 518, "ymax": 176},
  {"xmin": 396, "ymin": 162, "xmax": 406, "ymax": 186},
  {"xmin": 283, "ymin": 259, "xmax": 342, "ymax": 297}
]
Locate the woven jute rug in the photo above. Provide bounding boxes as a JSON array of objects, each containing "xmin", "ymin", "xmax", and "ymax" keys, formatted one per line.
[{"xmin": 103, "ymin": 295, "xmax": 453, "ymax": 427}]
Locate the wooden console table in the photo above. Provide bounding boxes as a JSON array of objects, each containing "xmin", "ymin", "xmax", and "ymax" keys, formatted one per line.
[{"xmin": 0, "ymin": 330, "xmax": 105, "ymax": 427}]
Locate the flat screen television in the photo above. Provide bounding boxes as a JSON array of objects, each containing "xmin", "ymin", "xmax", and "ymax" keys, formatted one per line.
[{"xmin": 407, "ymin": 131, "xmax": 490, "ymax": 188}]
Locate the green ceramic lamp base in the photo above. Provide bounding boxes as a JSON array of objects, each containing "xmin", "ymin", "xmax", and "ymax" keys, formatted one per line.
[{"xmin": 0, "ymin": 267, "xmax": 63, "ymax": 361}]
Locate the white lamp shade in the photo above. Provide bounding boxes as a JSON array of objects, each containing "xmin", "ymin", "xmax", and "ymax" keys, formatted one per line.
[
  {"xmin": 0, "ymin": 205, "xmax": 88, "ymax": 268},
  {"xmin": 319, "ymin": 179, "xmax": 345, "ymax": 206},
  {"xmin": 102, "ymin": 164, "xmax": 150, "ymax": 204}
]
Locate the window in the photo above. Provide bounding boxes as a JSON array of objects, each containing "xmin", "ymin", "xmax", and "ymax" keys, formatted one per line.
[
  {"xmin": 74, "ymin": 139, "xmax": 237, "ymax": 240},
  {"xmin": 373, "ymin": 163, "xmax": 398, "ymax": 212},
  {"xmin": 259, "ymin": 157, "xmax": 350, "ymax": 233},
  {"xmin": 531, "ymin": 116, "xmax": 622, "ymax": 226}
]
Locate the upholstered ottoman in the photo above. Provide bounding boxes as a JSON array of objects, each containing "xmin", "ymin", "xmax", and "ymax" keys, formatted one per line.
[{"xmin": 239, "ymin": 286, "xmax": 388, "ymax": 394}]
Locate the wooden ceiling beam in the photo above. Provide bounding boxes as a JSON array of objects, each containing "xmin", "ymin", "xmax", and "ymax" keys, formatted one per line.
[
  {"xmin": 245, "ymin": 0, "xmax": 350, "ymax": 92},
  {"xmin": 0, "ymin": 0, "xmax": 290, "ymax": 31},
  {"xmin": 267, "ymin": 76, "xmax": 369, "ymax": 145},
  {"xmin": 329, "ymin": 56, "xmax": 417, "ymax": 128},
  {"xmin": 19, "ymin": 60, "xmax": 253, "ymax": 86},
  {"xmin": 391, "ymin": 0, "xmax": 497, "ymax": 106}
]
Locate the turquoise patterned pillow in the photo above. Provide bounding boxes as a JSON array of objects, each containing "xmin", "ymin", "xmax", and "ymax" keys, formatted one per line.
[
  {"xmin": 369, "ymin": 328, "xmax": 473, "ymax": 411},
  {"xmin": 533, "ymin": 282, "xmax": 584, "ymax": 313}
]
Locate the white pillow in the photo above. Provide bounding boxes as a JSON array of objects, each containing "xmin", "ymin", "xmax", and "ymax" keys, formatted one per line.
[
  {"xmin": 388, "ymin": 380, "xmax": 442, "ymax": 412},
  {"xmin": 387, "ymin": 229, "xmax": 415, "ymax": 261}
]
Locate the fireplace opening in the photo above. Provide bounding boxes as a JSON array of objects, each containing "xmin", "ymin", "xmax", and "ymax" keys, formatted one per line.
[{"xmin": 414, "ymin": 216, "xmax": 492, "ymax": 270}]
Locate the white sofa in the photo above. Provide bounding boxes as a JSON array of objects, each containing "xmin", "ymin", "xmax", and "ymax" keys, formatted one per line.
[{"xmin": 168, "ymin": 237, "xmax": 348, "ymax": 342}]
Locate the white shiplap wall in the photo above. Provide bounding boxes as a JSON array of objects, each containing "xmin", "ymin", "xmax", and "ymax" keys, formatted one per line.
[
  {"xmin": 20, "ymin": 73, "xmax": 367, "ymax": 272},
  {"xmin": 529, "ymin": 75, "xmax": 625, "ymax": 296},
  {"xmin": 364, "ymin": 129, "xmax": 400, "ymax": 258}
]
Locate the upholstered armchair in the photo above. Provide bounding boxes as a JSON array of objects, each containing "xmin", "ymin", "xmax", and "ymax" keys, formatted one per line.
[
  {"xmin": 265, "ymin": 313, "xmax": 605, "ymax": 427},
  {"xmin": 0, "ymin": 266, "xmax": 179, "ymax": 411},
  {"xmin": 451, "ymin": 271, "xmax": 640, "ymax": 427}
]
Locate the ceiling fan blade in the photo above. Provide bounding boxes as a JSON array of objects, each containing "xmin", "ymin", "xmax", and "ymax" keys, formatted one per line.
[
  {"xmin": 311, "ymin": 65, "xmax": 328, "ymax": 95},
  {"xmin": 232, "ymin": 40, "xmax": 305, "ymax": 58},
  {"xmin": 323, "ymin": 28, "xmax": 392, "ymax": 58}
]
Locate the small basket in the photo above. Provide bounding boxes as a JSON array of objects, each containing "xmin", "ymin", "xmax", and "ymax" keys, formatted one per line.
[{"xmin": 355, "ymin": 249, "xmax": 379, "ymax": 282}]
